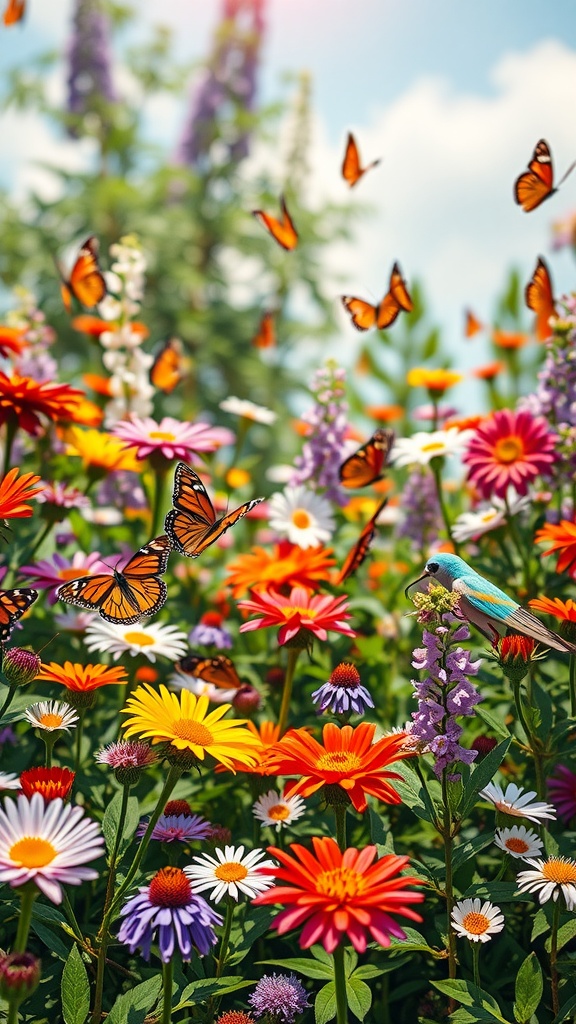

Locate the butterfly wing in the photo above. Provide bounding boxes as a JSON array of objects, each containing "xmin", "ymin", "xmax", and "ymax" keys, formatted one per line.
[
  {"xmin": 339, "ymin": 429, "xmax": 395, "ymax": 489},
  {"xmin": 3, "ymin": 0, "xmax": 25, "ymax": 25},
  {"xmin": 68, "ymin": 237, "xmax": 107, "ymax": 307},
  {"xmin": 342, "ymin": 132, "xmax": 380, "ymax": 187},
  {"xmin": 165, "ymin": 462, "xmax": 263, "ymax": 558},
  {"xmin": 341, "ymin": 295, "xmax": 378, "ymax": 331},
  {"xmin": 335, "ymin": 499, "xmax": 388, "ymax": 584},
  {"xmin": 177, "ymin": 653, "xmax": 242, "ymax": 689},
  {"xmin": 252, "ymin": 311, "xmax": 276, "ymax": 349},
  {"xmin": 465, "ymin": 309, "xmax": 483, "ymax": 338},
  {"xmin": 525, "ymin": 257, "xmax": 556, "ymax": 342},
  {"xmin": 252, "ymin": 195, "xmax": 298, "ymax": 251},
  {"xmin": 0, "ymin": 588, "xmax": 37, "ymax": 642},
  {"xmin": 150, "ymin": 337, "xmax": 184, "ymax": 393},
  {"xmin": 514, "ymin": 139, "xmax": 555, "ymax": 212}
]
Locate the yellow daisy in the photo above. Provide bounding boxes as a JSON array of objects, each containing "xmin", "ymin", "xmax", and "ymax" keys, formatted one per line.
[
  {"xmin": 64, "ymin": 427, "xmax": 141, "ymax": 473},
  {"xmin": 120, "ymin": 684, "xmax": 262, "ymax": 771}
]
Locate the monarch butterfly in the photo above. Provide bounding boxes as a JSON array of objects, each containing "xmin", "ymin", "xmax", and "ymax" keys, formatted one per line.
[
  {"xmin": 514, "ymin": 139, "xmax": 576, "ymax": 212},
  {"xmin": 150, "ymin": 337, "xmax": 185, "ymax": 393},
  {"xmin": 165, "ymin": 462, "xmax": 264, "ymax": 558},
  {"xmin": 176, "ymin": 653, "xmax": 242, "ymax": 690},
  {"xmin": 464, "ymin": 309, "xmax": 483, "ymax": 338},
  {"xmin": 335, "ymin": 499, "xmax": 388, "ymax": 585},
  {"xmin": 339, "ymin": 429, "xmax": 395, "ymax": 489},
  {"xmin": 525, "ymin": 257, "xmax": 557, "ymax": 342},
  {"xmin": 58, "ymin": 237, "xmax": 107, "ymax": 313},
  {"xmin": 57, "ymin": 536, "xmax": 171, "ymax": 624},
  {"xmin": 0, "ymin": 588, "xmax": 37, "ymax": 642},
  {"xmin": 252, "ymin": 311, "xmax": 276, "ymax": 349},
  {"xmin": 252, "ymin": 196, "xmax": 298, "ymax": 251},
  {"xmin": 342, "ymin": 262, "xmax": 413, "ymax": 331},
  {"xmin": 3, "ymin": 0, "xmax": 25, "ymax": 24},
  {"xmin": 342, "ymin": 132, "xmax": 380, "ymax": 188}
]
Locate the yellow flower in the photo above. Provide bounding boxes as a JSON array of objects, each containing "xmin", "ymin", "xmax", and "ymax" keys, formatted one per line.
[
  {"xmin": 120, "ymin": 684, "xmax": 262, "ymax": 771},
  {"xmin": 406, "ymin": 367, "xmax": 463, "ymax": 394},
  {"xmin": 64, "ymin": 427, "xmax": 141, "ymax": 472}
]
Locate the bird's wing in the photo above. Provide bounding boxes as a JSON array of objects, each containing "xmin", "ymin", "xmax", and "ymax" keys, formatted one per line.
[
  {"xmin": 504, "ymin": 605, "xmax": 576, "ymax": 654},
  {"xmin": 453, "ymin": 574, "xmax": 518, "ymax": 619},
  {"xmin": 454, "ymin": 575, "xmax": 576, "ymax": 654}
]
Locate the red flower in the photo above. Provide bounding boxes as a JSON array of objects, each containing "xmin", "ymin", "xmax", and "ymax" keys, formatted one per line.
[
  {"xmin": 463, "ymin": 409, "xmax": 556, "ymax": 499},
  {"xmin": 253, "ymin": 836, "xmax": 424, "ymax": 953},
  {"xmin": 0, "ymin": 372, "xmax": 86, "ymax": 436},
  {"xmin": 19, "ymin": 767, "xmax": 75, "ymax": 801},
  {"xmin": 238, "ymin": 585, "xmax": 355, "ymax": 645},
  {"xmin": 534, "ymin": 521, "xmax": 576, "ymax": 575},
  {"xmin": 0, "ymin": 468, "xmax": 43, "ymax": 519},
  {"xmin": 529, "ymin": 595, "xmax": 576, "ymax": 622}
]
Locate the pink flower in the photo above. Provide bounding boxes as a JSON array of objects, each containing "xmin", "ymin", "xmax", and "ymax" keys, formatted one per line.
[
  {"xmin": 463, "ymin": 409, "xmax": 557, "ymax": 499},
  {"xmin": 20, "ymin": 551, "xmax": 112, "ymax": 604},
  {"xmin": 548, "ymin": 765, "xmax": 576, "ymax": 823},
  {"xmin": 238, "ymin": 585, "xmax": 356, "ymax": 645},
  {"xmin": 112, "ymin": 415, "xmax": 234, "ymax": 464}
]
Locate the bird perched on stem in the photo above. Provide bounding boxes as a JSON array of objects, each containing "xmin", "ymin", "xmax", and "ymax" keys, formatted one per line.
[{"xmin": 405, "ymin": 552, "xmax": 576, "ymax": 655}]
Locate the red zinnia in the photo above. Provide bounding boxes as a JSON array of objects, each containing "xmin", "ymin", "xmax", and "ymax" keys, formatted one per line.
[
  {"xmin": 529, "ymin": 595, "xmax": 576, "ymax": 622},
  {"xmin": 253, "ymin": 836, "xmax": 424, "ymax": 953},
  {"xmin": 534, "ymin": 521, "xmax": 576, "ymax": 576},
  {"xmin": 19, "ymin": 767, "xmax": 75, "ymax": 801},
  {"xmin": 0, "ymin": 372, "xmax": 86, "ymax": 436},
  {"xmin": 463, "ymin": 409, "xmax": 556, "ymax": 499},
  {"xmin": 238, "ymin": 586, "xmax": 355, "ymax": 645}
]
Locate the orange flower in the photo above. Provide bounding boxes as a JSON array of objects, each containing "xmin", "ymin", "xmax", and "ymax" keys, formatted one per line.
[
  {"xmin": 444, "ymin": 414, "xmax": 486, "ymax": 432},
  {"xmin": 0, "ymin": 326, "xmax": 27, "ymax": 357},
  {"xmin": 83, "ymin": 372, "xmax": 114, "ymax": 397},
  {"xmin": 0, "ymin": 468, "xmax": 43, "ymax": 519},
  {"xmin": 253, "ymin": 836, "xmax": 424, "ymax": 952},
  {"xmin": 19, "ymin": 766, "xmax": 75, "ymax": 801},
  {"xmin": 37, "ymin": 662, "xmax": 129, "ymax": 692},
  {"xmin": 529, "ymin": 596, "xmax": 576, "ymax": 623},
  {"xmin": 0, "ymin": 372, "xmax": 86, "ymax": 435},
  {"xmin": 364, "ymin": 404, "xmax": 404, "ymax": 423},
  {"xmin": 216, "ymin": 720, "xmax": 281, "ymax": 775},
  {"xmin": 491, "ymin": 329, "xmax": 528, "ymax": 350},
  {"xmin": 72, "ymin": 316, "xmax": 149, "ymax": 339},
  {"xmin": 225, "ymin": 542, "xmax": 335, "ymax": 599},
  {"xmin": 264, "ymin": 722, "xmax": 410, "ymax": 812},
  {"xmin": 406, "ymin": 367, "xmax": 463, "ymax": 393},
  {"xmin": 472, "ymin": 361, "xmax": 505, "ymax": 381},
  {"xmin": 535, "ymin": 520, "xmax": 576, "ymax": 574}
]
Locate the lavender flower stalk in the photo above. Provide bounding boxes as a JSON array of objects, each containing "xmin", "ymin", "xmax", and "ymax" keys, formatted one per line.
[
  {"xmin": 290, "ymin": 362, "xmax": 349, "ymax": 505},
  {"xmin": 397, "ymin": 468, "xmax": 443, "ymax": 552},
  {"xmin": 66, "ymin": 0, "xmax": 117, "ymax": 138}
]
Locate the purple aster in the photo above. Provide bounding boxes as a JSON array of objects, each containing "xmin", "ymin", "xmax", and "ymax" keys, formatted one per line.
[
  {"xmin": 136, "ymin": 812, "xmax": 211, "ymax": 843},
  {"xmin": 188, "ymin": 621, "xmax": 233, "ymax": 649},
  {"xmin": 548, "ymin": 765, "xmax": 576, "ymax": 824},
  {"xmin": 66, "ymin": 0, "xmax": 117, "ymax": 137},
  {"xmin": 20, "ymin": 551, "xmax": 112, "ymax": 604},
  {"xmin": 311, "ymin": 662, "xmax": 374, "ymax": 716},
  {"xmin": 397, "ymin": 469, "xmax": 442, "ymax": 552},
  {"xmin": 248, "ymin": 973, "xmax": 310, "ymax": 1023},
  {"xmin": 118, "ymin": 866, "xmax": 221, "ymax": 962},
  {"xmin": 290, "ymin": 364, "xmax": 349, "ymax": 505}
]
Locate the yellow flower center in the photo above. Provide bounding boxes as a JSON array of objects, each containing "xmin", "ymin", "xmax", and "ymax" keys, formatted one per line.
[
  {"xmin": 268, "ymin": 803, "xmax": 290, "ymax": 821},
  {"xmin": 10, "ymin": 836, "xmax": 57, "ymax": 868},
  {"xmin": 214, "ymin": 861, "xmax": 248, "ymax": 883},
  {"xmin": 505, "ymin": 838, "xmax": 530, "ymax": 854},
  {"xmin": 39, "ymin": 713, "xmax": 65, "ymax": 729},
  {"xmin": 461, "ymin": 911, "xmax": 491, "ymax": 935},
  {"xmin": 292, "ymin": 509, "xmax": 313, "ymax": 530},
  {"xmin": 123, "ymin": 631, "xmax": 156, "ymax": 647},
  {"xmin": 317, "ymin": 866, "xmax": 364, "ymax": 899},
  {"xmin": 59, "ymin": 567, "xmax": 89, "ymax": 580},
  {"xmin": 494, "ymin": 436, "xmax": 524, "ymax": 464},
  {"xmin": 149, "ymin": 431, "xmax": 176, "ymax": 442},
  {"xmin": 172, "ymin": 720, "xmax": 214, "ymax": 746},
  {"xmin": 421, "ymin": 442, "xmax": 446, "ymax": 455},
  {"xmin": 315, "ymin": 751, "xmax": 362, "ymax": 773},
  {"xmin": 541, "ymin": 859, "xmax": 576, "ymax": 884},
  {"xmin": 281, "ymin": 605, "xmax": 316, "ymax": 618}
]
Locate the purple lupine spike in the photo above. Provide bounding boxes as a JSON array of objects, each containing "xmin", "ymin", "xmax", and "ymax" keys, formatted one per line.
[
  {"xmin": 290, "ymin": 363, "xmax": 349, "ymax": 505},
  {"xmin": 66, "ymin": 0, "xmax": 117, "ymax": 136}
]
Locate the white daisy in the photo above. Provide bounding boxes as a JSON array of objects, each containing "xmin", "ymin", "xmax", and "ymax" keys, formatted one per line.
[
  {"xmin": 451, "ymin": 898, "xmax": 505, "ymax": 943},
  {"xmin": 84, "ymin": 620, "xmax": 188, "ymax": 663},
  {"xmin": 23, "ymin": 700, "xmax": 79, "ymax": 733},
  {"xmin": 0, "ymin": 792, "xmax": 105, "ymax": 903},
  {"xmin": 0, "ymin": 772, "xmax": 20, "ymax": 791},
  {"xmin": 494, "ymin": 825, "xmax": 544, "ymax": 860},
  {"xmin": 253, "ymin": 790, "xmax": 306, "ymax": 831},
  {"xmin": 268, "ymin": 485, "xmax": 335, "ymax": 549},
  {"xmin": 168, "ymin": 670, "xmax": 239, "ymax": 705},
  {"xmin": 516, "ymin": 857, "xmax": 576, "ymax": 910},
  {"xmin": 452, "ymin": 507, "xmax": 507, "ymax": 543},
  {"xmin": 219, "ymin": 397, "xmax": 277, "ymax": 425},
  {"xmin": 479, "ymin": 782, "xmax": 556, "ymax": 824},
  {"xmin": 390, "ymin": 428, "xmax": 472, "ymax": 468},
  {"xmin": 184, "ymin": 845, "xmax": 276, "ymax": 903}
]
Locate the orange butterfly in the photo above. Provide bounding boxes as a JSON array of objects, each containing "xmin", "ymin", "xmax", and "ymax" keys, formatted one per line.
[
  {"xmin": 165, "ymin": 463, "xmax": 263, "ymax": 558},
  {"xmin": 514, "ymin": 139, "xmax": 576, "ymax": 212},
  {"xmin": 57, "ymin": 536, "xmax": 171, "ymax": 624},
  {"xmin": 339, "ymin": 429, "xmax": 395, "ymax": 489},
  {"xmin": 342, "ymin": 262, "xmax": 413, "ymax": 331},
  {"xmin": 3, "ymin": 0, "xmax": 25, "ymax": 24},
  {"xmin": 252, "ymin": 311, "xmax": 276, "ymax": 349},
  {"xmin": 464, "ymin": 309, "xmax": 483, "ymax": 338},
  {"xmin": 335, "ymin": 499, "xmax": 388, "ymax": 585},
  {"xmin": 525, "ymin": 256, "xmax": 557, "ymax": 342},
  {"xmin": 252, "ymin": 196, "xmax": 298, "ymax": 251},
  {"xmin": 150, "ymin": 337, "xmax": 185, "ymax": 393},
  {"xmin": 0, "ymin": 588, "xmax": 37, "ymax": 642},
  {"xmin": 342, "ymin": 132, "xmax": 380, "ymax": 188},
  {"xmin": 58, "ymin": 237, "xmax": 107, "ymax": 313},
  {"xmin": 176, "ymin": 653, "xmax": 242, "ymax": 690}
]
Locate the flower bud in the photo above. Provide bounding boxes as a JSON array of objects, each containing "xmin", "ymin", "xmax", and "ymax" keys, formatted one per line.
[
  {"xmin": 164, "ymin": 799, "xmax": 192, "ymax": 816},
  {"xmin": 232, "ymin": 685, "xmax": 261, "ymax": 714},
  {"xmin": 0, "ymin": 952, "xmax": 41, "ymax": 1003},
  {"xmin": 494, "ymin": 634, "xmax": 540, "ymax": 682},
  {"xmin": 1, "ymin": 648, "xmax": 41, "ymax": 687}
]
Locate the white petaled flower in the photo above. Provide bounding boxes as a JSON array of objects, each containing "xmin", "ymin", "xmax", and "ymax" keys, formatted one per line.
[
  {"xmin": 23, "ymin": 700, "xmax": 79, "ymax": 733},
  {"xmin": 451, "ymin": 898, "xmax": 505, "ymax": 943},
  {"xmin": 0, "ymin": 792, "xmax": 105, "ymax": 904},
  {"xmin": 390, "ymin": 428, "xmax": 473, "ymax": 468},
  {"xmin": 452, "ymin": 507, "xmax": 507, "ymax": 543},
  {"xmin": 516, "ymin": 857, "xmax": 576, "ymax": 910},
  {"xmin": 494, "ymin": 825, "xmax": 544, "ymax": 860},
  {"xmin": 252, "ymin": 790, "xmax": 306, "ymax": 831},
  {"xmin": 168, "ymin": 670, "xmax": 239, "ymax": 705},
  {"xmin": 479, "ymin": 782, "xmax": 556, "ymax": 824},
  {"xmin": 0, "ymin": 772, "xmax": 20, "ymax": 791},
  {"xmin": 184, "ymin": 845, "xmax": 276, "ymax": 903},
  {"xmin": 84, "ymin": 621, "xmax": 188, "ymax": 663},
  {"xmin": 219, "ymin": 397, "xmax": 277, "ymax": 425},
  {"xmin": 268, "ymin": 485, "xmax": 335, "ymax": 549}
]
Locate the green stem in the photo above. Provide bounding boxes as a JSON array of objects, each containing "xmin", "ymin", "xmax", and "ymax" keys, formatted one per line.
[
  {"xmin": 215, "ymin": 898, "xmax": 235, "ymax": 979},
  {"xmin": 0, "ymin": 683, "xmax": 17, "ymax": 723},
  {"xmin": 74, "ymin": 710, "xmax": 86, "ymax": 773},
  {"xmin": 441, "ymin": 771, "xmax": 457, "ymax": 980},
  {"xmin": 471, "ymin": 941, "xmax": 481, "ymax": 989},
  {"xmin": 550, "ymin": 900, "xmax": 560, "ymax": 1017},
  {"xmin": 277, "ymin": 647, "xmax": 301, "ymax": 736},
  {"xmin": 7, "ymin": 1000, "xmax": 19, "ymax": 1024},
  {"xmin": 511, "ymin": 679, "xmax": 546, "ymax": 799},
  {"xmin": 570, "ymin": 654, "xmax": 576, "ymax": 719},
  {"xmin": 61, "ymin": 891, "xmax": 85, "ymax": 946},
  {"xmin": 161, "ymin": 958, "xmax": 174, "ymax": 1024},
  {"xmin": 3, "ymin": 417, "xmax": 17, "ymax": 476},
  {"xmin": 43, "ymin": 732, "xmax": 57, "ymax": 769},
  {"xmin": 13, "ymin": 885, "xmax": 37, "ymax": 952},
  {"xmin": 13, "ymin": 519, "xmax": 55, "ymax": 577},
  {"xmin": 333, "ymin": 942, "xmax": 348, "ymax": 1024},
  {"xmin": 91, "ymin": 783, "xmax": 131, "ymax": 1024},
  {"xmin": 505, "ymin": 497, "xmax": 532, "ymax": 593},
  {"xmin": 430, "ymin": 458, "xmax": 459, "ymax": 555},
  {"xmin": 334, "ymin": 803, "xmax": 347, "ymax": 852}
]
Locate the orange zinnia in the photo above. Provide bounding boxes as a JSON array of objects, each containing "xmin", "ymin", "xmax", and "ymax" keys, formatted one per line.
[
  {"xmin": 0, "ymin": 372, "xmax": 86, "ymax": 435},
  {"xmin": 253, "ymin": 836, "xmax": 424, "ymax": 952},
  {"xmin": 529, "ymin": 596, "xmax": 576, "ymax": 623},
  {"xmin": 406, "ymin": 367, "xmax": 463, "ymax": 394},
  {"xmin": 535, "ymin": 520, "xmax": 576, "ymax": 575},
  {"xmin": 37, "ymin": 662, "xmax": 129, "ymax": 692},
  {"xmin": 216, "ymin": 720, "xmax": 280, "ymax": 775},
  {"xmin": 0, "ymin": 468, "xmax": 43, "ymax": 519},
  {"xmin": 225, "ymin": 542, "xmax": 335, "ymax": 598},
  {"xmin": 264, "ymin": 722, "xmax": 409, "ymax": 812},
  {"xmin": 491, "ymin": 329, "xmax": 528, "ymax": 350}
]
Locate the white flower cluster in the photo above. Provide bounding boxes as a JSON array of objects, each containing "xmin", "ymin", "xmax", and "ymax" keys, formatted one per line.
[{"xmin": 97, "ymin": 236, "xmax": 154, "ymax": 426}]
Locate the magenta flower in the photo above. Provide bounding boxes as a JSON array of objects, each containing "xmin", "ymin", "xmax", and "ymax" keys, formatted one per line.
[
  {"xmin": 548, "ymin": 765, "xmax": 576, "ymax": 823},
  {"xmin": 20, "ymin": 551, "xmax": 112, "ymax": 604},
  {"xmin": 238, "ymin": 586, "xmax": 356, "ymax": 645},
  {"xmin": 463, "ymin": 409, "xmax": 557, "ymax": 499},
  {"xmin": 112, "ymin": 415, "xmax": 234, "ymax": 464}
]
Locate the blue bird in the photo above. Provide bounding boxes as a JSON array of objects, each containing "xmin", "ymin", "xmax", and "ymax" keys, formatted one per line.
[{"xmin": 405, "ymin": 552, "xmax": 576, "ymax": 655}]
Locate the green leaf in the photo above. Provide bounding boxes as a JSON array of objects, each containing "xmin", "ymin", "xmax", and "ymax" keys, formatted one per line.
[
  {"xmin": 531, "ymin": 908, "xmax": 549, "ymax": 941},
  {"xmin": 315, "ymin": 981, "xmax": 337, "ymax": 1024},
  {"xmin": 385, "ymin": 927, "xmax": 446, "ymax": 958},
  {"xmin": 474, "ymin": 703, "xmax": 510, "ymax": 739},
  {"xmin": 61, "ymin": 945, "xmax": 90, "ymax": 1024},
  {"xmin": 452, "ymin": 832, "xmax": 495, "ymax": 872},
  {"xmin": 347, "ymin": 978, "xmax": 372, "ymax": 1021},
  {"xmin": 102, "ymin": 792, "xmax": 139, "ymax": 859},
  {"xmin": 368, "ymin": 807, "xmax": 393, "ymax": 849},
  {"xmin": 459, "ymin": 737, "xmax": 512, "ymax": 820},
  {"xmin": 387, "ymin": 760, "xmax": 436, "ymax": 823},
  {"xmin": 530, "ymin": 676, "xmax": 554, "ymax": 740},
  {"xmin": 29, "ymin": 918, "xmax": 71, "ymax": 961},
  {"xmin": 513, "ymin": 952, "xmax": 543, "ymax": 1023},
  {"xmin": 545, "ymin": 917, "xmax": 576, "ymax": 952},
  {"xmin": 351, "ymin": 965, "xmax": 387, "ymax": 980},
  {"xmin": 433, "ymin": 980, "xmax": 505, "ymax": 1017},
  {"xmin": 177, "ymin": 977, "xmax": 253, "ymax": 1006},
  {"xmin": 107, "ymin": 977, "xmax": 162, "ymax": 1024},
  {"xmin": 258, "ymin": 957, "xmax": 332, "ymax": 980},
  {"xmin": 450, "ymin": 1011, "xmax": 512, "ymax": 1024},
  {"xmin": 552, "ymin": 991, "xmax": 576, "ymax": 1024}
]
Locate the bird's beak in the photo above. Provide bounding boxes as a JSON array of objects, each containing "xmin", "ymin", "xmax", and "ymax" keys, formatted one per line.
[{"xmin": 404, "ymin": 571, "xmax": 430, "ymax": 599}]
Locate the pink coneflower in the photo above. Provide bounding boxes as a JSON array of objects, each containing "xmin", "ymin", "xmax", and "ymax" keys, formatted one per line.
[
  {"xmin": 20, "ymin": 550, "xmax": 112, "ymax": 604},
  {"xmin": 238, "ymin": 585, "xmax": 356, "ymax": 646},
  {"xmin": 548, "ymin": 765, "xmax": 576, "ymax": 823},
  {"xmin": 112, "ymin": 415, "xmax": 234, "ymax": 464},
  {"xmin": 463, "ymin": 409, "xmax": 557, "ymax": 499}
]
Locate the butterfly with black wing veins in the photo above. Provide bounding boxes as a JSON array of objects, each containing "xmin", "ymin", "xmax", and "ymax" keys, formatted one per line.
[
  {"xmin": 165, "ymin": 463, "xmax": 264, "ymax": 558},
  {"xmin": 57, "ymin": 236, "xmax": 107, "ymax": 314},
  {"xmin": 176, "ymin": 653, "xmax": 243, "ymax": 690},
  {"xmin": 57, "ymin": 536, "xmax": 171, "ymax": 624},
  {"xmin": 514, "ymin": 139, "xmax": 576, "ymax": 213},
  {"xmin": 339, "ymin": 429, "xmax": 395, "ymax": 489},
  {"xmin": 0, "ymin": 589, "xmax": 38, "ymax": 643}
]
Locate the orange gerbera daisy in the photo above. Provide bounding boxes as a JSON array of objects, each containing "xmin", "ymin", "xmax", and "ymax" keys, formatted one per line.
[
  {"xmin": 0, "ymin": 372, "xmax": 86, "ymax": 435},
  {"xmin": 37, "ymin": 662, "xmax": 129, "ymax": 692},
  {"xmin": 535, "ymin": 520, "xmax": 576, "ymax": 575},
  {"xmin": 0, "ymin": 468, "xmax": 43, "ymax": 519},
  {"xmin": 253, "ymin": 837, "xmax": 424, "ymax": 953},
  {"xmin": 529, "ymin": 596, "xmax": 576, "ymax": 623},
  {"xmin": 264, "ymin": 722, "xmax": 410, "ymax": 812},
  {"xmin": 225, "ymin": 542, "xmax": 335, "ymax": 599},
  {"xmin": 364, "ymin": 404, "xmax": 404, "ymax": 423},
  {"xmin": 216, "ymin": 720, "xmax": 281, "ymax": 775},
  {"xmin": 406, "ymin": 367, "xmax": 463, "ymax": 394}
]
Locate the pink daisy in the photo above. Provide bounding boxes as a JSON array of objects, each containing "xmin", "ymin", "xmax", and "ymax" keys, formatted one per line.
[
  {"xmin": 463, "ymin": 409, "xmax": 557, "ymax": 499},
  {"xmin": 238, "ymin": 585, "xmax": 356, "ymax": 645},
  {"xmin": 112, "ymin": 415, "xmax": 234, "ymax": 464}
]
